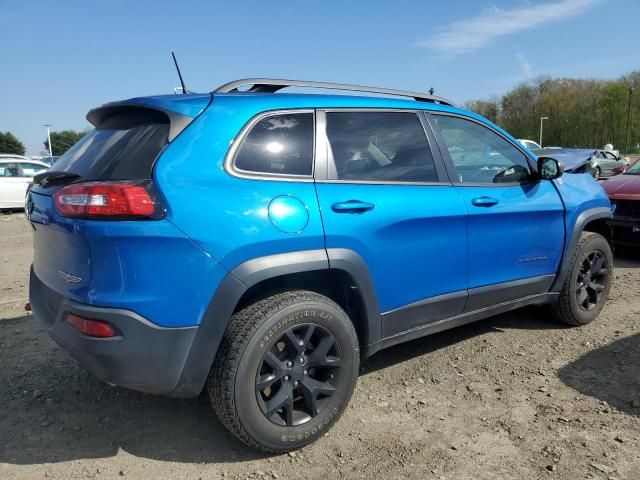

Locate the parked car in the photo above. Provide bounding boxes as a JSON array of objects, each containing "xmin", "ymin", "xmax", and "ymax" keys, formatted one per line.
[
  {"xmin": 0, "ymin": 156, "xmax": 48, "ymax": 209},
  {"xmin": 518, "ymin": 139, "xmax": 542, "ymax": 151},
  {"xmin": 535, "ymin": 148, "xmax": 624, "ymax": 179},
  {"xmin": 602, "ymin": 159, "xmax": 640, "ymax": 247},
  {"xmin": 28, "ymin": 78, "xmax": 613, "ymax": 452},
  {"xmin": 592, "ymin": 149, "xmax": 626, "ymax": 179},
  {"xmin": 534, "ymin": 148, "xmax": 595, "ymax": 175}
]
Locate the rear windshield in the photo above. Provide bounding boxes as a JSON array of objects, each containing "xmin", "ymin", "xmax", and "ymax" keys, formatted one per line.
[{"xmin": 51, "ymin": 111, "xmax": 169, "ymax": 180}]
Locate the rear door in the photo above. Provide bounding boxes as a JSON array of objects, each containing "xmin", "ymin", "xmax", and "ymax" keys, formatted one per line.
[
  {"xmin": 314, "ymin": 110, "xmax": 468, "ymax": 338},
  {"xmin": 602, "ymin": 151, "xmax": 622, "ymax": 176},
  {"xmin": 429, "ymin": 113, "xmax": 565, "ymax": 311}
]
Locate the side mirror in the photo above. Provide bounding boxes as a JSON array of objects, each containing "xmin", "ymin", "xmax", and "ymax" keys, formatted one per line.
[{"xmin": 537, "ymin": 156, "xmax": 564, "ymax": 180}]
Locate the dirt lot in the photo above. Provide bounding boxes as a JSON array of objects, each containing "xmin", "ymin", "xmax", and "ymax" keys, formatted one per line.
[{"xmin": 1, "ymin": 212, "xmax": 639, "ymax": 480}]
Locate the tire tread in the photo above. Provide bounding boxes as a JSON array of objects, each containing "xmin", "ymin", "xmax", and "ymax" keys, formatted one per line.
[
  {"xmin": 551, "ymin": 232, "xmax": 610, "ymax": 326},
  {"xmin": 209, "ymin": 290, "xmax": 348, "ymax": 453}
]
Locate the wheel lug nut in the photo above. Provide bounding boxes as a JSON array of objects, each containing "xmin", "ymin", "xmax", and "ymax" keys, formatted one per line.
[
  {"xmin": 286, "ymin": 361, "xmax": 292, "ymax": 368},
  {"xmin": 294, "ymin": 381, "xmax": 299, "ymax": 387},
  {"xmin": 299, "ymin": 357, "xmax": 304, "ymax": 364},
  {"xmin": 284, "ymin": 375, "xmax": 289, "ymax": 381},
  {"xmin": 303, "ymin": 370, "xmax": 307, "ymax": 375}
]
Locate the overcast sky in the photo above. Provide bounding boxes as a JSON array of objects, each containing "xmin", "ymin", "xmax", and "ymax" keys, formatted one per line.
[{"xmin": 1, "ymin": 0, "xmax": 639, "ymax": 154}]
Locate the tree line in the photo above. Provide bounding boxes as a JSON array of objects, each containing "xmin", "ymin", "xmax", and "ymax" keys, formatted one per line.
[
  {"xmin": 0, "ymin": 130, "xmax": 84, "ymax": 157},
  {"xmin": 465, "ymin": 70, "xmax": 640, "ymax": 153},
  {"xmin": 2, "ymin": 71, "xmax": 640, "ymax": 157}
]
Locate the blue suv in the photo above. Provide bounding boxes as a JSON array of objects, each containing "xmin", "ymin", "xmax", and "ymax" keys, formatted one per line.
[{"xmin": 28, "ymin": 79, "xmax": 613, "ymax": 452}]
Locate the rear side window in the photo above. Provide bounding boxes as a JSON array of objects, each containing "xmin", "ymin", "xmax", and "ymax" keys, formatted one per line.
[
  {"xmin": 20, "ymin": 163, "xmax": 48, "ymax": 177},
  {"xmin": 51, "ymin": 110, "xmax": 170, "ymax": 180},
  {"xmin": 325, "ymin": 111, "xmax": 438, "ymax": 182},
  {"xmin": 234, "ymin": 112, "xmax": 314, "ymax": 176}
]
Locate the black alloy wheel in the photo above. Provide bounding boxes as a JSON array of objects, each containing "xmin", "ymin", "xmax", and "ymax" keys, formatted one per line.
[
  {"xmin": 575, "ymin": 250, "xmax": 608, "ymax": 311},
  {"xmin": 256, "ymin": 323, "xmax": 341, "ymax": 427}
]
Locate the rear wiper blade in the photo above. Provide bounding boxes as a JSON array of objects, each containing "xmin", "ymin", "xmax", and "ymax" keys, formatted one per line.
[{"xmin": 34, "ymin": 171, "xmax": 81, "ymax": 186}]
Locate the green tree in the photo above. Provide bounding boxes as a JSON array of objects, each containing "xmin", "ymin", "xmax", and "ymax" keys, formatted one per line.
[
  {"xmin": 0, "ymin": 131, "xmax": 26, "ymax": 155},
  {"xmin": 464, "ymin": 98, "xmax": 500, "ymax": 124},
  {"xmin": 44, "ymin": 130, "xmax": 84, "ymax": 156},
  {"xmin": 466, "ymin": 69, "xmax": 640, "ymax": 153}
]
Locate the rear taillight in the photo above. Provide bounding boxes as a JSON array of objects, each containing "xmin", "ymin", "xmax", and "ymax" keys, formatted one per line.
[
  {"xmin": 66, "ymin": 314, "xmax": 118, "ymax": 338},
  {"xmin": 53, "ymin": 180, "xmax": 164, "ymax": 219}
]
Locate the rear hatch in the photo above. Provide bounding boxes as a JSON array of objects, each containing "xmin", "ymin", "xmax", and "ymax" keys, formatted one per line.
[{"xmin": 28, "ymin": 95, "xmax": 210, "ymax": 300}]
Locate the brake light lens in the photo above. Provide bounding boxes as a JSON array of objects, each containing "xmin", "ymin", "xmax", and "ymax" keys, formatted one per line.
[
  {"xmin": 67, "ymin": 314, "xmax": 118, "ymax": 338},
  {"xmin": 53, "ymin": 181, "xmax": 163, "ymax": 219}
]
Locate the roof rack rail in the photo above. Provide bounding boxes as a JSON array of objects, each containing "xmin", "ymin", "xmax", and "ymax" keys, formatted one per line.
[{"xmin": 214, "ymin": 78, "xmax": 457, "ymax": 107}]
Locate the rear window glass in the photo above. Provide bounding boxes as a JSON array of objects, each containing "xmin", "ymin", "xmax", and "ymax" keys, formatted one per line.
[
  {"xmin": 234, "ymin": 112, "xmax": 314, "ymax": 176},
  {"xmin": 51, "ymin": 112, "xmax": 169, "ymax": 180}
]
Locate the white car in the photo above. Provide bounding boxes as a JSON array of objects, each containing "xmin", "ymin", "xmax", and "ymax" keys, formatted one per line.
[
  {"xmin": 518, "ymin": 139, "xmax": 542, "ymax": 151},
  {"xmin": 0, "ymin": 155, "xmax": 49, "ymax": 209}
]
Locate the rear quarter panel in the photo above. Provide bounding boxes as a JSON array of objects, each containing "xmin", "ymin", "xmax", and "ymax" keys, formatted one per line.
[{"xmin": 153, "ymin": 96, "xmax": 326, "ymax": 271}]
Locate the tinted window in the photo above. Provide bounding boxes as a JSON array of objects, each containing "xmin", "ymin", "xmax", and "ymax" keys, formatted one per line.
[
  {"xmin": 234, "ymin": 113, "xmax": 314, "ymax": 176},
  {"xmin": 51, "ymin": 112, "xmax": 169, "ymax": 180},
  {"xmin": 325, "ymin": 112, "xmax": 437, "ymax": 182},
  {"xmin": 19, "ymin": 163, "xmax": 48, "ymax": 177},
  {"xmin": 433, "ymin": 115, "xmax": 531, "ymax": 184}
]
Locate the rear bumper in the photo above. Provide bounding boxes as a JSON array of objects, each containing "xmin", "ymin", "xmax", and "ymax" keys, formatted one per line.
[{"xmin": 30, "ymin": 267, "xmax": 199, "ymax": 396}]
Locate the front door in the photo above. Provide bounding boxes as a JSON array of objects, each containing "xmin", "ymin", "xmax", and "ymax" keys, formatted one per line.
[
  {"xmin": 0, "ymin": 162, "xmax": 29, "ymax": 208},
  {"xmin": 429, "ymin": 113, "xmax": 565, "ymax": 311},
  {"xmin": 314, "ymin": 110, "xmax": 468, "ymax": 337}
]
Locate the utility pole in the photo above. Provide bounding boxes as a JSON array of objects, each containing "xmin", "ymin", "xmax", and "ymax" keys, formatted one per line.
[
  {"xmin": 625, "ymin": 86, "xmax": 633, "ymax": 154},
  {"xmin": 539, "ymin": 116, "xmax": 549, "ymax": 148},
  {"xmin": 43, "ymin": 124, "xmax": 53, "ymax": 158}
]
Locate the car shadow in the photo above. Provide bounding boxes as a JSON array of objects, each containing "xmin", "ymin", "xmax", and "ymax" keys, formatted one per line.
[
  {"xmin": 361, "ymin": 305, "xmax": 564, "ymax": 375},
  {"xmin": 613, "ymin": 248, "xmax": 640, "ymax": 268},
  {"xmin": 0, "ymin": 301, "xmax": 618, "ymax": 466},
  {"xmin": 558, "ymin": 333, "xmax": 640, "ymax": 416},
  {"xmin": 0, "ymin": 315, "xmax": 266, "ymax": 465}
]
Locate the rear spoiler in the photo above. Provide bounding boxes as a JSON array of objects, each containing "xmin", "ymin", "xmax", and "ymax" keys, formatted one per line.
[{"xmin": 86, "ymin": 104, "xmax": 194, "ymax": 142}]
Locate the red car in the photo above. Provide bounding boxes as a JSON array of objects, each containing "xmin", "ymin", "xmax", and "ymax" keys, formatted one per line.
[{"xmin": 602, "ymin": 159, "xmax": 640, "ymax": 247}]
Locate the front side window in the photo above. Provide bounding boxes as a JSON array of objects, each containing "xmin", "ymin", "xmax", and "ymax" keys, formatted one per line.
[
  {"xmin": 433, "ymin": 115, "xmax": 531, "ymax": 184},
  {"xmin": 234, "ymin": 112, "xmax": 314, "ymax": 176},
  {"xmin": 0, "ymin": 163, "xmax": 19, "ymax": 177},
  {"xmin": 325, "ymin": 111, "xmax": 438, "ymax": 182}
]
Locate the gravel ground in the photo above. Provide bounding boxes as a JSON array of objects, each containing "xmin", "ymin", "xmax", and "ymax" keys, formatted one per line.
[{"xmin": 1, "ymin": 211, "xmax": 639, "ymax": 479}]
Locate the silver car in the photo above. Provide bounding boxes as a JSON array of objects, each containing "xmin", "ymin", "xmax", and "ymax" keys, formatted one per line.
[{"xmin": 591, "ymin": 150, "xmax": 625, "ymax": 179}]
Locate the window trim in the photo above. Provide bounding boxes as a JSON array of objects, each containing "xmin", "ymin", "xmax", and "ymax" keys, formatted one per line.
[
  {"xmin": 225, "ymin": 109, "xmax": 316, "ymax": 182},
  {"xmin": 426, "ymin": 112, "xmax": 539, "ymax": 187},
  {"xmin": 315, "ymin": 108, "xmax": 450, "ymax": 186}
]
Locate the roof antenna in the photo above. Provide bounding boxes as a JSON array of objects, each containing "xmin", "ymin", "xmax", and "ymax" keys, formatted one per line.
[
  {"xmin": 171, "ymin": 51, "xmax": 188, "ymax": 94},
  {"xmin": 428, "ymin": 87, "xmax": 435, "ymax": 95}
]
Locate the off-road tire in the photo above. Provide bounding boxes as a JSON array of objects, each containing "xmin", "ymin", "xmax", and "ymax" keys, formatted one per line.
[
  {"xmin": 209, "ymin": 290, "xmax": 359, "ymax": 453},
  {"xmin": 551, "ymin": 232, "xmax": 612, "ymax": 326}
]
